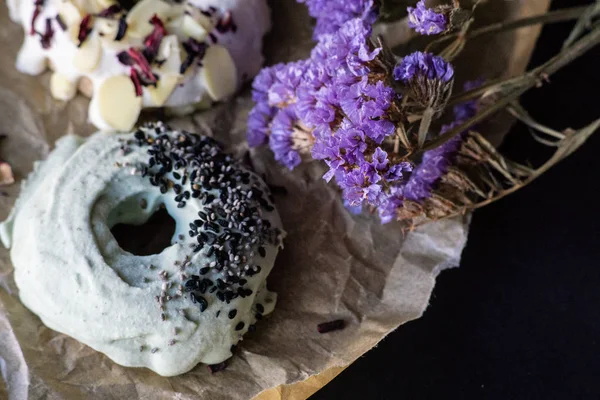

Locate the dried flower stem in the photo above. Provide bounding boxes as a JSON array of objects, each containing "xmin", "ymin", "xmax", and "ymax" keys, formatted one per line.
[
  {"xmin": 423, "ymin": 118, "xmax": 600, "ymax": 225},
  {"xmin": 424, "ymin": 4, "xmax": 592, "ymax": 53},
  {"xmin": 417, "ymin": 24, "xmax": 600, "ymax": 155},
  {"xmin": 563, "ymin": 1, "xmax": 600, "ymax": 49}
]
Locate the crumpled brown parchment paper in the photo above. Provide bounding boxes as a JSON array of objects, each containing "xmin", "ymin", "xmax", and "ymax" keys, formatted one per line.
[{"xmin": 0, "ymin": 0, "xmax": 548, "ymax": 399}]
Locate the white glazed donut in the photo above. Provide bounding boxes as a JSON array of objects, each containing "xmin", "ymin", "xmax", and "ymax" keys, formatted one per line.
[
  {"xmin": 7, "ymin": 0, "xmax": 270, "ymax": 130},
  {"xmin": 0, "ymin": 122, "xmax": 285, "ymax": 376}
]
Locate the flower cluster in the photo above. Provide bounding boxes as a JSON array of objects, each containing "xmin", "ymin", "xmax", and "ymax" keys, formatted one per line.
[
  {"xmin": 247, "ymin": 1, "xmax": 470, "ymax": 224},
  {"xmin": 395, "ymin": 51, "xmax": 455, "ymax": 110},
  {"xmin": 297, "ymin": 0, "xmax": 378, "ymax": 39},
  {"xmin": 407, "ymin": 0, "xmax": 448, "ymax": 35}
]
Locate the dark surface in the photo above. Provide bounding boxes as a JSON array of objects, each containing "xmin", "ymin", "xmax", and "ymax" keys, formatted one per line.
[{"xmin": 311, "ymin": 0, "xmax": 600, "ymax": 399}]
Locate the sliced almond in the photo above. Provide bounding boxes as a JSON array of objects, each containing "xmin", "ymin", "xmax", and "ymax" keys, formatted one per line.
[
  {"xmin": 147, "ymin": 75, "xmax": 179, "ymax": 106},
  {"xmin": 126, "ymin": 0, "xmax": 182, "ymax": 38},
  {"xmin": 156, "ymin": 35, "xmax": 182, "ymax": 75},
  {"xmin": 181, "ymin": 14, "xmax": 208, "ymax": 42},
  {"xmin": 184, "ymin": 4, "xmax": 213, "ymax": 31},
  {"xmin": 73, "ymin": 0, "xmax": 101, "ymax": 14},
  {"xmin": 73, "ymin": 33, "xmax": 102, "ymax": 73},
  {"xmin": 50, "ymin": 73, "xmax": 78, "ymax": 101},
  {"xmin": 200, "ymin": 45, "xmax": 237, "ymax": 101},
  {"xmin": 97, "ymin": 75, "xmax": 142, "ymax": 131},
  {"xmin": 58, "ymin": 1, "xmax": 83, "ymax": 26},
  {"xmin": 93, "ymin": 0, "xmax": 118, "ymax": 10},
  {"xmin": 95, "ymin": 18, "xmax": 118, "ymax": 38}
]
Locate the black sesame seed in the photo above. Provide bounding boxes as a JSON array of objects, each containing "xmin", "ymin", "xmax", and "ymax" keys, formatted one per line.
[
  {"xmin": 197, "ymin": 295, "xmax": 208, "ymax": 312},
  {"xmin": 190, "ymin": 292, "xmax": 198, "ymax": 303},
  {"xmin": 177, "ymin": 201, "xmax": 186, "ymax": 208},
  {"xmin": 248, "ymin": 324, "xmax": 256, "ymax": 333},
  {"xmin": 216, "ymin": 291, "xmax": 225, "ymax": 301},
  {"xmin": 209, "ymin": 286, "xmax": 217, "ymax": 293},
  {"xmin": 258, "ymin": 247, "xmax": 266, "ymax": 257},
  {"xmin": 228, "ymin": 309, "xmax": 237, "ymax": 319},
  {"xmin": 199, "ymin": 279, "xmax": 208, "ymax": 294},
  {"xmin": 235, "ymin": 322, "xmax": 245, "ymax": 331},
  {"xmin": 255, "ymin": 313, "xmax": 262, "ymax": 320},
  {"xmin": 134, "ymin": 130, "xmax": 145, "ymax": 140},
  {"xmin": 256, "ymin": 304, "xmax": 264, "ymax": 313},
  {"xmin": 200, "ymin": 266, "xmax": 210, "ymax": 275}
]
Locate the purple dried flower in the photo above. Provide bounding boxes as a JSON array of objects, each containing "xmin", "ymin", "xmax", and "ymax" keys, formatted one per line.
[
  {"xmin": 394, "ymin": 51, "xmax": 454, "ymax": 83},
  {"xmin": 339, "ymin": 166, "xmax": 385, "ymax": 207},
  {"xmin": 252, "ymin": 65, "xmax": 281, "ymax": 103},
  {"xmin": 298, "ymin": 0, "xmax": 378, "ymax": 39},
  {"xmin": 296, "ymin": 83, "xmax": 338, "ymax": 128},
  {"xmin": 453, "ymin": 79, "xmax": 484, "ymax": 121},
  {"xmin": 377, "ymin": 185, "xmax": 404, "ymax": 224},
  {"xmin": 247, "ymin": 102, "xmax": 275, "ymax": 147},
  {"xmin": 337, "ymin": 77, "xmax": 395, "ymax": 143},
  {"xmin": 404, "ymin": 123, "xmax": 464, "ymax": 202},
  {"xmin": 403, "ymin": 81, "xmax": 481, "ymax": 203},
  {"xmin": 385, "ymin": 161, "xmax": 413, "ymax": 183},
  {"xmin": 268, "ymin": 106, "xmax": 308, "ymax": 170},
  {"xmin": 407, "ymin": 1, "xmax": 447, "ymax": 35},
  {"xmin": 267, "ymin": 61, "xmax": 309, "ymax": 107},
  {"xmin": 344, "ymin": 199, "xmax": 364, "ymax": 215}
]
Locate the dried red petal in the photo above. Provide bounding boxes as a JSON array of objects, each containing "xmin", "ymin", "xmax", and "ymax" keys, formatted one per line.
[
  {"xmin": 179, "ymin": 38, "xmax": 207, "ymax": 74},
  {"xmin": 78, "ymin": 14, "xmax": 93, "ymax": 47},
  {"xmin": 129, "ymin": 68, "xmax": 143, "ymax": 97},
  {"xmin": 115, "ymin": 16, "xmax": 127, "ymax": 41},
  {"xmin": 143, "ymin": 14, "xmax": 166, "ymax": 62},
  {"xmin": 30, "ymin": 0, "xmax": 44, "ymax": 35},
  {"xmin": 96, "ymin": 4, "xmax": 121, "ymax": 18},
  {"xmin": 55, "ymin": 14, "xmax": 67, "ymax": 31},
  {"xmin": 126, "ymin": 48, "xmax": 157, "ymax": 83},
  {"xmin": 39, "ymin": 17, "xmax": 54, "ymax": 49},
  {"xmin": 116, "ymin": 50, "xmax": 135, "ymax": 65},
  {"xmin": 216, "ymin": 11, "xmax": 234, "ymax": 34}
]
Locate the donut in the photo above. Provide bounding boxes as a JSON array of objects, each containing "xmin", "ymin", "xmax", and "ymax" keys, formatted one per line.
[
  {"xmin": 0, "ymin": 122, "xmax": 285, "ymax": 376},
  {"xmin": 7, "ymin": 0, "xmax": 270, "ymax": 130}
]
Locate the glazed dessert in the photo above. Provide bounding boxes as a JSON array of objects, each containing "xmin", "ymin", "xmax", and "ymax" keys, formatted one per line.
[
  {"xmin": 0, "ymin": 123, "xmax": 284, "ymax": 376},
  {"xmin": 7, "ymin": 0, "xmax": 270, "ymax": 130}
]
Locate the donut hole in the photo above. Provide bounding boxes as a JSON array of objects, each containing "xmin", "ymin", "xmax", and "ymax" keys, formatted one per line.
[{"xmin": 110, "ymin": 201, "xmax": 176, "ymax": 256}]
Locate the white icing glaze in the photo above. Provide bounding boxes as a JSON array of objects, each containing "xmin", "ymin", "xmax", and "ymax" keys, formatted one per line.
[
  {"xmin": 0, "ymin": 125, "xmax": 284, "ymax": 376},
  {"xmin": 8, "ymin": 0, "xmax": 270, "ymax": 130}
]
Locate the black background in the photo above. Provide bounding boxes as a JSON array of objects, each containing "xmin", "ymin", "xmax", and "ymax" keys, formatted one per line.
[{"xmin": 312, "ymin": 0, "xmax": 600, "ymax": 398}]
